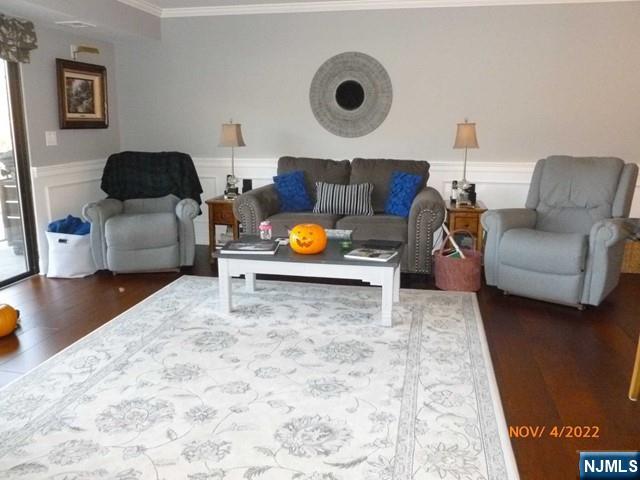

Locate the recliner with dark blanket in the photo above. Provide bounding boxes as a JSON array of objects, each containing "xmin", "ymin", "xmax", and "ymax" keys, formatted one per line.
[
  {"xmin": 481, "ymin": 156, "xmax": 638, "ymax": 307},
  {"xmin": 82, "ymin": 152, "xmax": 203, "ymax": 273}
]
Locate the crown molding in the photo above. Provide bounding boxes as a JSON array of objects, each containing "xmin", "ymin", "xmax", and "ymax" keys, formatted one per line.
[
  {"xmin": 157, "ymin": 0, "xmax": 636, "ymax": 18},
  {"xmin": 117, "ymin": 0, "xmax": 163, "ymax": 17},
  {"xmin": 117, "ymin": 0, "xmax": 637, "ymax": 18}
]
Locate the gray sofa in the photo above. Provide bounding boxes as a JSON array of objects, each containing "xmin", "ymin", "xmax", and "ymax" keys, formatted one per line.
[
  {"xmin": 233, "ymin": 156, "xmax": 445, "ymax": 273},
  {"xmin": 481, "ymin": 155, "xmax": 638, "ymax": 307},
  {"xmin": 83, "ymin": 194, "xmax": 199, "ymax": 273}
]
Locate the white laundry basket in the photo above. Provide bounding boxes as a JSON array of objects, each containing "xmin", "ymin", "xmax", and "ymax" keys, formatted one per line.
[{"xmin": 46, "ymin": 231, "xmax": 96, "ymax": 278}]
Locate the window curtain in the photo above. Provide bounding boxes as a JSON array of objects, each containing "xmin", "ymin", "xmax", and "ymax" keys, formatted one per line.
[{"xmin": 0, "ymin": 13, "xmax": 37, "ymax": 63}]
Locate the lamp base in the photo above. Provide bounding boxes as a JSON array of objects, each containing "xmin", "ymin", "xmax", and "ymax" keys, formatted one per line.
[
  {"xmin": 224, "ymin": 188, "xmax": 239, "ymax": 199},
  {"xmin": 456, "ymin": 181, "xmax": 476, "ymax": 207},
  {"xmin": 224, "ymin": 174, "xmax": 239, "ymax": 199}
]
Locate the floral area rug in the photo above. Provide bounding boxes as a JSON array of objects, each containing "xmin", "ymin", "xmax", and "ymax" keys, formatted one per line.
[{"xmin": 0, "ymin": 276, "xmax": 518, "ymax": 480}]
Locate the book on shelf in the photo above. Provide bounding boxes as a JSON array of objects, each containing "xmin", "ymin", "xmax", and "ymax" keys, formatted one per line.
[
  {"xmin": 344, "ymin": 247, "xmax": 399, "ymax": 262},
  {"xmin": 219, "ymin": 239, "xmax": 279, "ymax": 255}
]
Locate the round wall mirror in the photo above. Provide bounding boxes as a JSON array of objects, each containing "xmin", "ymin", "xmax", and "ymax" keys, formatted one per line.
[
  {"xmin": 309, "ymin": 52, "xmax": 393, "ymax": 138},
  {"xmin": 335, "ymin": 80, "xmax": 365, "ymax": 111}
]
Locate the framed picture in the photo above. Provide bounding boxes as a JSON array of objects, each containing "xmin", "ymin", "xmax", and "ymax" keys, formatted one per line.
[{"xmin": 56, "ymin": 59, "xmax": 108, "ymax": 129}]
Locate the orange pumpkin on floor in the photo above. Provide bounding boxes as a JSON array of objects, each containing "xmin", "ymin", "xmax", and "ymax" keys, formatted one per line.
[
  {"xmin": 0, "ymin": 304, "xmax": 19, "ymax": 337},
  {"xmin": 289, "ymin": 223, "xmax": 327, "ymax": 254}
]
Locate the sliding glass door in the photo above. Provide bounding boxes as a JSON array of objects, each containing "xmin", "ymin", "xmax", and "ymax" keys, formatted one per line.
[{"xmin": 0, "ymin": 60, "xmax": 37, "ymax": 287}]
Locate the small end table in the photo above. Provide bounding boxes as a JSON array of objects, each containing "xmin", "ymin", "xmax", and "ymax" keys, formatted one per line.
[
  {"xmin": 206, "ymin": 196, "xmax": 240, "ymax": 262},
  {"xmin": 622, "ymin": 219, "xmax": 639, "ymax": 274},
  {"xmin": 445, "ymin": 200, "xmax": 487, "ymax": 251}
]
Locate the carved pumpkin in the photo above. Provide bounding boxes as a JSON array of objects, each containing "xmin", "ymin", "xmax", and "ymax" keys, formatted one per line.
[
  {"xmin": 289, "ymin": 223, "xmax": 327, "ymax": 254},
  {"xmin": 0, "ymin": 304, "xmax": 19, "ymax": 337}
]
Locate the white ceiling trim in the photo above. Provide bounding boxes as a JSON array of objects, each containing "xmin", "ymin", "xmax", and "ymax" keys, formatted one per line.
[
  {"xmin": 117, "ymin": 0, "xmax": 163, "ymax": 17},
  {"xmin": 118, "ymin": 0, "xmax": 638, "ymax": 18}
]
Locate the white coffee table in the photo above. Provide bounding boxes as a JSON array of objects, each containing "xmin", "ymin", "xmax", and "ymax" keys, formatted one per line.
[{"xmin": 216, "ymin": 241, "xmax": 401, "ymax": 326}]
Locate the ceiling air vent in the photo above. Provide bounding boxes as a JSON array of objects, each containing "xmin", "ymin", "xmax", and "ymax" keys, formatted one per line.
[{"xmin": 55, "ymin": 20, "xmax": 96, "ymax": 28}]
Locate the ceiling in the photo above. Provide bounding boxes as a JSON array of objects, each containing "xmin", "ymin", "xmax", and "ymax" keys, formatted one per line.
[
  {"xmin": 0, "ymin": 0, "xmax": 161, "ymax": 41},
  {"xmin": 152, "ymin": 0, "xmax": 336, "ymax": 5},
  {"xmin": 117, "ymin": 0, "xmax": 638, "ymax": 18}
]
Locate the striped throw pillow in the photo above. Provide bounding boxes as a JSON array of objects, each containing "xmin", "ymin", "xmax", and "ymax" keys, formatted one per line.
[{"xmin": 313, "ymin": 182, "xmax": 374, "ymax": 216}]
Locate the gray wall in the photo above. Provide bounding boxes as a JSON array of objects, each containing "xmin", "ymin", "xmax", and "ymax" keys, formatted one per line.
[
  {"xmin": 115, "ymin": 2, "xmax": 640, "ymax": 165},
  {"xmin": 21, "ymin": 25, "xmax": 120, "ymax": 167}
]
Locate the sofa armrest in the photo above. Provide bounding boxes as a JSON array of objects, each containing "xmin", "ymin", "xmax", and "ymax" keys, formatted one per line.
[
  {"xmin": 480, "ymin": 208, "xmax": 537, "ymax": 235},
  {"xmin": 176, "ymin": 198, "xmax": 199, "ymax": 221},
  {"xmin": 82, "ymin": 198, "xmax": 123, "ymax": 223},
  {"xmin": 407, "ymin": 187, "xmax": 446, "ymax": 273},
  {"xmin": 82, "ymin": 198, "xmax": 123, "ymax": 270},
  {"xmin": 176, "ymin": 198, "xmax": 199, "ymax": 266},
  {"xmin": 233, "ymin": 184, "xmax": 280, "ymax": 235},
  {"xmin": 589, "ymin": 218, "xmax": 629, "ymax": 248},
  {"xmin": 481, "ymin": 208, "xmax": 537, "ymax": 286},
  {"xmin": 581, "ymin": 218, "xmax": 631, "ymax": 306}
]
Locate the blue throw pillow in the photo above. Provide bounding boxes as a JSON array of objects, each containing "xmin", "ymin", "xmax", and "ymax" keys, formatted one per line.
[
  {"xmin": 384, "ymin": 171, "xmax": 424, "ymax": 217},
  {"xmin": 273, "ymin": 170, "xmax": 314, "ymax": 212}
]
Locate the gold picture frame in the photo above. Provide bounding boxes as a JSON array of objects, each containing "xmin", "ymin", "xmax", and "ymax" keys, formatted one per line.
[{"xmin": 56, "ymin": 59, "xmax": 108, "ymax": 129}]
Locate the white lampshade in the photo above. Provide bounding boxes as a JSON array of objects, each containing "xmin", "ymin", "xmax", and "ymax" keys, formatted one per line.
[
  {"xmin": 219, "ymin": 122, "xmax": 246, "ymax": 148},
  {"xmin": 453, "ymin": 121, "xmax": 479, "ymax": 149}
]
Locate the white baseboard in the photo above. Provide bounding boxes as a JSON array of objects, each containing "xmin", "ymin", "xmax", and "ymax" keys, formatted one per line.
[{"xmin": 31, "ymin": 157, "xmax": 640, "ymax": 274}]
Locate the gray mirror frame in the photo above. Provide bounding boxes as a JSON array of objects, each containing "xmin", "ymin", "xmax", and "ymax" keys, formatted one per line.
[{"xmin": 309, "ymin": 52, "xmax": 393, "ymax": 138}]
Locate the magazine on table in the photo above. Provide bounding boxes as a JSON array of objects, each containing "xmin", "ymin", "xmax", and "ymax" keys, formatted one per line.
[
  {"xmin": 219, "ymin": 239, "xmax": 279, "ymax": 255},
  {"xmin": 344, "ymin": 247, "xmax": 399, "ymax": 262},
  {"xmin": 362, "ymin": 240, "xmax": 403, "ymax": 250}
]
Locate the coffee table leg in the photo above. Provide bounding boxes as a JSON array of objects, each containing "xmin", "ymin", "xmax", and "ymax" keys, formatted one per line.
[
  {"xmin": 381, "ymin": 268, "xmax": 394, "ymax": 327},
  {"xmin": 245, "ymin": 273, "xmax": 256, "ymax": 292},
  {"xmin": 393, "ymin": 265, "xmax": 400, "ymax": 303},
  {"xmin": 218, "ymin": 258, "xmax": 232, "ymax": 313}
]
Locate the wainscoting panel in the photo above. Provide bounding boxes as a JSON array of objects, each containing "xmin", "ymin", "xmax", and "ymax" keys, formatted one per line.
[
  {"xmin": 31, "ymin": 160, "xmax": 105, "ymax": 274},
  {"xmin": 427, "ymin": 160, "xmax": 535, "ymax": 210},
  {"xmin": 191, "ymin": 159, "xmax": 274, "ymax": 245},
  {"xmin": 45, "ymin": 181, "xmax": 103, "ymax": 221},
  {"xmin": 31, "ymin": 157, "xmax": 640, "ymax": 274}
]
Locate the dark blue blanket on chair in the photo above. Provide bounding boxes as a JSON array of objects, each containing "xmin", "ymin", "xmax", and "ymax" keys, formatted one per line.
[{"xmin": 100, "ymin": 151, "xmax": 203, "ymax": 206}]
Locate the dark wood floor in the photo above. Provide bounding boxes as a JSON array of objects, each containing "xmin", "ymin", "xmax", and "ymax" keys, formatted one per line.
[{"xmin": 0, "ymin": 245, "xmax": 638, "ymax": 479}]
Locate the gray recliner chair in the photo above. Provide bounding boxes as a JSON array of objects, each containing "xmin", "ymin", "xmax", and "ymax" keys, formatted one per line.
[
  {"xmin": 83, "ymin": 194, "xmax": 199, "ymax": 273},
  {"xmin": 482, "ymin": 156, "xmax": 637, "ymax": 307},
  {"xmin": 82, "ymin": 151, "xmax": 202, "ymax": 274}
]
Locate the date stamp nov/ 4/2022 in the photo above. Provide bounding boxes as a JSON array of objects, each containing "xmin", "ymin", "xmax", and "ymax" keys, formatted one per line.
[{"xmin": 508, "ymin": 425, "xmax": 600, "ymax": 439}]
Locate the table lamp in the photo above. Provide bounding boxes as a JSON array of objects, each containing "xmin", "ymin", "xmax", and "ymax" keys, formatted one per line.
[
  {"xmin": 219, "ymin": 120, "xmax": 246, "ymax": 198},
  {"xmin": 453, "ymin": 119, "xmax": 479, "ymax": 206},
  {"xmin": 453, "ymin": 118, "xmax": 479, "ymax": 188}
]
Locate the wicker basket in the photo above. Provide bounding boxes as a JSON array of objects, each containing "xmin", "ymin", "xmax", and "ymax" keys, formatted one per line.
[
  {"xmin": 622, "ymin": 240, "xmax": 640, "ymax": 274},
  {"xmin": 434, "ymin": 230, "xmax": 483, "ymax": 292}
]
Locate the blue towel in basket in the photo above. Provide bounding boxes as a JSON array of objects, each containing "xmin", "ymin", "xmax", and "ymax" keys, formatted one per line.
[{"xmin": 47, "ymin": 215, "xmax": 90, "ymax": 235}]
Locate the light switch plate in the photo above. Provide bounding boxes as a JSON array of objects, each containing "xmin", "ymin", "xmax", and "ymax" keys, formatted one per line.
[{"xmin": 45, "ymin": 131, "xmax": 57, "ymax": 146}]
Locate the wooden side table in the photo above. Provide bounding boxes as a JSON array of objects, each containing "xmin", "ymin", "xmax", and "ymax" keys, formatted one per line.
[
  {"xmin": 445, "ymin": 200, "xmax": 487, "ymax": 250},
  {"xmin": 206, "ymin": 196, "xmax": 240, "ymax": 262},
  {"xmin": 622, "ymin": 240, "xmax": 640, "ymax": 273}
]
